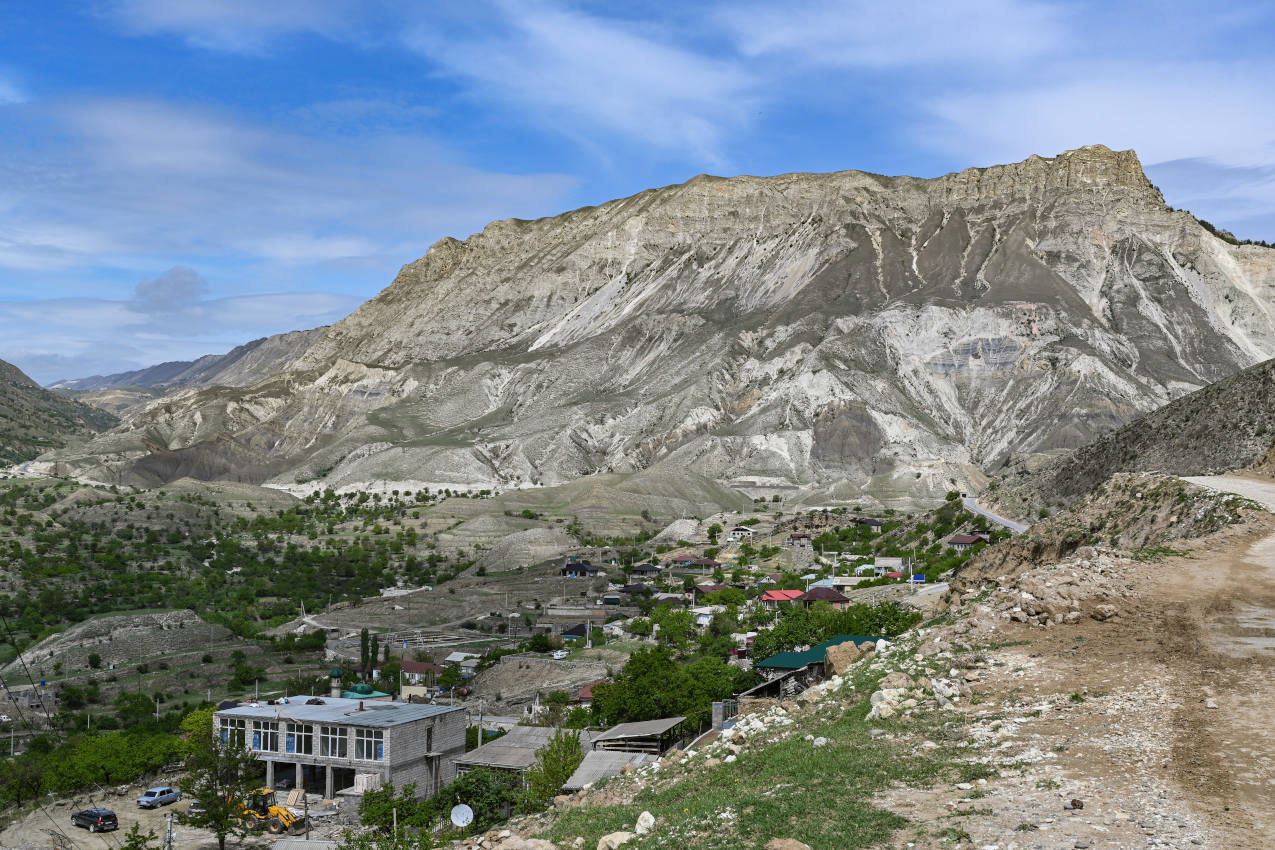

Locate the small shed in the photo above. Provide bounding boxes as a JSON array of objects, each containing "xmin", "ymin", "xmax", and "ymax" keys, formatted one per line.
[{"xmin": 592, "ymin": 716, "xmax": 688, "ymax": 755}]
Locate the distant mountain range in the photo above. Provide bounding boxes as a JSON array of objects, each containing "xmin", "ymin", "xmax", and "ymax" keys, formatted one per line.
[
  {"xmin": 0, "ymin": 358, "xmax": 117, "ymax": 465},
  {"xmin": 27, "ymin": 145, "xmax": 1275, "ymax": 501}
]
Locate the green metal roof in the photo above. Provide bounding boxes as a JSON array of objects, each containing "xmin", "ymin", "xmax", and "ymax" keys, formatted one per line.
[{"xmin": 755, "ymin": 634, "xmax": 884, "ymax": 669}]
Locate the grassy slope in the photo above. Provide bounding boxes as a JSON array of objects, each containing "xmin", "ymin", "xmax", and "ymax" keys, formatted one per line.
[
  {"xmin": 537, "ymin": 640, "xmax": 982, "ymax": 850},
  {"xmin": 0, "ymin": 358, "xmax": 118, "ymax": 463}
]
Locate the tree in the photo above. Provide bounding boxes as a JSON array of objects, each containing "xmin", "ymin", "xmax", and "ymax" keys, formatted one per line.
[
  {"xmin": 520, "ymin": 728, "xmax": 584, "ymax": 812},
  {"xmin": 120, "ymin": 823, "xmax": 161, "ymax": 850},
  {"xmin": 438, "ymin": 664, "xmax": 462, "ymax": 691},
  {"xmin": 706, "ymin": 523, "xmax": 723, "ymax": 543},
  {"xmin": 115, "ymin": 691, "xmax": 155, "ymax": 728},
  {"xmin": 180, "ymin": 736, "xmax": 263, "ymax": 850},
  {"xmin": 87, "ymin": 652, "xmax": 102, "ymax": 669},
  {"xmin": 0, "ymin": 756, "xmax": 44, "ymax": 808}
]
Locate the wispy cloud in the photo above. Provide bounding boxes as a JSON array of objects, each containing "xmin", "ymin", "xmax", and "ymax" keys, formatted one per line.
[
  {"xmin": 0, "ymin": 97, "xmax": 575, "ymax": 275},
  {"xmin": 720, "ymin": 0, "xmax": 1065, "ymax": 69},
  {"xmin": 0, "ymin": 72, "xmax": 25, "ymax": 105},
  {"xmin": 103, "ymin": 0, "xmax": 380, "ymax": 52},
  {"xmin": 403, "ymin": 1, "xmax": 756, "ymax": 163}
]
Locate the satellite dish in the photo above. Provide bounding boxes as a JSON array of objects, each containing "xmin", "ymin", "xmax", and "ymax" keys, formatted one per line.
[{"xmin": 450, "ymin": 804, "xmax": 474, "ymax": 828}]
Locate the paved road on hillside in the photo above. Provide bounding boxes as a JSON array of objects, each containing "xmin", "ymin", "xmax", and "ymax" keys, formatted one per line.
[{"xmin": 961, "ymin": 497, "xmax": 1029, "ymax": 534}]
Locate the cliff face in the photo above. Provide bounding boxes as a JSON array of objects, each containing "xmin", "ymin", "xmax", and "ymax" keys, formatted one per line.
[{"xmin": 31, "ymin": 146, "xmax": 1275, "ymax": 499}]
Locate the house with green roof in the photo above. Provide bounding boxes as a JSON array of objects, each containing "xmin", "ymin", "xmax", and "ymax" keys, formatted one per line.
[{"xmin": 754, "ymin": 634, "xmax": 883, "ymax": 677}]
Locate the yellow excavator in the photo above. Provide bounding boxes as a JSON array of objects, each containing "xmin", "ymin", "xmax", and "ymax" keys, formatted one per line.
[{"xmin": 239, "ymin": 788, "xmax": 307, "ymax": 835}]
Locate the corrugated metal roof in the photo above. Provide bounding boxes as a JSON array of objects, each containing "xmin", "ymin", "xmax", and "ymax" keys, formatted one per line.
[
  {"xmin": 215, "ymin": 697, "xmax": 461, "ymax": 728},
  {"xmin": 592, "ymin": 716, "xmax": 686, "ymax": 741},
  {"xmin": 453, "ymin": 727, "xmax": 595, "ymax": 771},
  {"xmin": 755, "ymin": 634, "xmax": 884, "ymax": 669},
  {"xmin": 562, "ymin": 750, "xmax": 654, "ymax": 791}
]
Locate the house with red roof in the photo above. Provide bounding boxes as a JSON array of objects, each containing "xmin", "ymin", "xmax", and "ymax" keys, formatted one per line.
[{"xmin": 760, "ymin": 589, "xmax": 805, "ymax": 607}]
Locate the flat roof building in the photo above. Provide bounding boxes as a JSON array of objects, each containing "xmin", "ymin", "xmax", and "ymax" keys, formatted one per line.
[{"xmin": 214, "ymin": 696, "xmax": 465, "ymax": 801}]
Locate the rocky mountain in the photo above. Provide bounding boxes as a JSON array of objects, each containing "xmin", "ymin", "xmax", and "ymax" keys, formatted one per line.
[
  {"xmin": 0, "ymin": 358, "xmax": 118, "ymax": 464},
  {"xmin": 991, "ymin": 356, "xmax": 1275, "ymax": 515},
  {"xmin": 28, "ymin": 146, "xmax": 1275, "ymax": 500}
]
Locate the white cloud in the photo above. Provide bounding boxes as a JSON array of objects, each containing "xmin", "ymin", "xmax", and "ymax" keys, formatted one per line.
[
  {"xmin": 0, "ymin": 97, "xmax": 576, "ymax": 276},
  {"xmin": 923, "ymin": 61, "xmax": 1275, "ymax": 169},
  {"xmin": 0, "ymin": 73, "xmax": 25, "ymax": 105},
  {"xmin": 720, "ymin": 0, "xmax": 1064, "ymax": 69},
  {"xmin": 103, "ymin": 0, "xmax": 377, "ymax": 52},
  {"xmin": 404, "ymin": 1, "xmax": 756, "ymax": 162}
]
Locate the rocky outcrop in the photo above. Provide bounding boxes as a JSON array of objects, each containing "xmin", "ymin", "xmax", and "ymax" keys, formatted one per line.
[{"xmin": 33, "ymin": 146, "xmax": 1275, "ymax": 499}]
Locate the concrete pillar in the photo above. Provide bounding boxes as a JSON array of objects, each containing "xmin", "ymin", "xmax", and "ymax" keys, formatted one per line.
[
  {"xmin": 265, "ymin": 760, "xmax": 274, "ymax": 788},
  {"xmin": 325, "ymin": 766, "xmax": 334, "ymax": 799},
  {"xmin": 296, "ymin": 762, "xmax": 304, "ymax": 791}
]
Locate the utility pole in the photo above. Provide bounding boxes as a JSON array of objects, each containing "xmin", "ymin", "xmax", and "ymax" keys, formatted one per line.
[{"xmin": 163, "ymin": 812, "xmax": 174, "ymax": 850}]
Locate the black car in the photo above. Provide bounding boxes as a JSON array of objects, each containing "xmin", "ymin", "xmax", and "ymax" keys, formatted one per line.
[{"xmin": 71, "ymin": 808, "xmax": 118, "ymax": 832}]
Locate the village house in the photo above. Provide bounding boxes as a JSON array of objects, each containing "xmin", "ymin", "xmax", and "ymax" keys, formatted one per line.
[
  {"xmin": 872, "ymin": 556, "xmax": 913, "ymax": 577},
  {"xmin": 213, "ymin": 691, "xmax": 465, "ymax": 800},
  {"xmin": 798, "ymin": 586, "xmax": 851, "ymax": 610},
  {"xmin": 947, "ymin": 533, "xmax": 989, "ymax": 552},
  {"xmin": 760, "ymin": 588, "xmax": 804, "ymax": 608},
  {"xmin": 629, "ymin": 563, "xmax": 661, "ymax": 577},
  {"xmin": 725, "ymin": 525, "xmax": 755, "ymax": 542},
  {"xmin": 784, "ymin": 533, "xmax": 813, "ymax": 548},
  {"xmin": 561, "ymin": 562, "xmax": 602, "ymax": 578},
  {"xmin": 398, "ymin": 661, "xmax": 444, "ymax": 701}
]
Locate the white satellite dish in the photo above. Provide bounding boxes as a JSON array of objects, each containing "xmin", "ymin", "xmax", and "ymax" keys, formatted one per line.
[{"xmin": 450, "ymin": 803, "xmax": 474, "ymax": 828}]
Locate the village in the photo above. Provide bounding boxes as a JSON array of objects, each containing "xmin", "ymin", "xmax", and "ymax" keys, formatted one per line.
[{"xmin": 0, "ymin": 495, "xmax": 1009, "ymax": 848}]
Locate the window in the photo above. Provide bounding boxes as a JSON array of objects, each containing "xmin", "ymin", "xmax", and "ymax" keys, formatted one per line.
[
  {"xmin": 354, "ymin": 728, "xmax": 384, "ymax": 761},
  {"xmin": 320, "ymin": 726, "xmax": 347, "ymax": 758},
  {"xmin": 285, "ymin": 723, "xmax": 313, "ymax": 755},
  {"xmin": 250, "ymin": 720, "xmax": 278, "ymax": 752},
  {"xmin": 219, "ymin": 717, "xmax": 245, "ymax": 746}
]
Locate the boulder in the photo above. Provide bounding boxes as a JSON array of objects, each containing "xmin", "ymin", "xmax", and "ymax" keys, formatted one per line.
[
  {"xmin": 635, "ymin": 811, "xmax": 656, "ymax": 835},
  {"xmin": 1091, "ymin": 604, "xmax": 1119, "ymax": 621},
  {"xmin": 765, "ymin": 840, "xmax": 813, "ymax": 850},
  {"xmin": 597, "ymin": 832, "xmax": 635, "ymax": 850},
  {"xmin": 879, "ymin": 671, "xmax": 914, "ymax": 690},
  {"xmin": 824, "ymin": 640, "xmax": 862, "ymax": 674}
]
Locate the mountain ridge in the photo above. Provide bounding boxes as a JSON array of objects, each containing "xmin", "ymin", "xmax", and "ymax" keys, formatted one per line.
[{"xmin": 26, "ymin": 145, "xmax": 1275, "ymax": 502}]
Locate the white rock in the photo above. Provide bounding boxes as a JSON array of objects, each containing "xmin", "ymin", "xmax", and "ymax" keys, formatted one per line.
[{"xmin": 635, "ymin": 811, "xmax": 655, "ymax": 835}]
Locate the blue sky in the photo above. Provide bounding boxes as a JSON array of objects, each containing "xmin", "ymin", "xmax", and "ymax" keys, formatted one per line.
[{"xmin": 2, "ymin": 0, "xmax": 1274, "ymax": 384}]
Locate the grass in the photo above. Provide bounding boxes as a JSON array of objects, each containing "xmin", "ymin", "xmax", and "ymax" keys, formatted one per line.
[
  {"xmin": 1130, "ymin": 545, "xmax": 1189, "ymax": 562},
  {"xmin": 539, "ymin": 667, "xmax": 959, "ymax": 849}
]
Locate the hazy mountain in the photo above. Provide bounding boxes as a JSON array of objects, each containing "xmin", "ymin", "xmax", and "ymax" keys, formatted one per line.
[
  {"xmin": 0, "ymin": 358, "xmax": 118, "ymax": 465},
  {"xmin": 50, "ymin": 328, "xmax": 325, "ymax": 393},
  {"xmin": 29, "ymin": 146, "xmax": 1275, "ymax": 500}
]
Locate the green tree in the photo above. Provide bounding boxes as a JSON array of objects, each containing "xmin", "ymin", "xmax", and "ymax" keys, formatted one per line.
[
  {"xmin": 520, "ymin": 728, "xmax": 585, "ymax": 812},
  {"xmin": 119, "ymin": 822, "xmax": 161, "ymax": 850},
  {"xmin": 438, "ymin": 664, "xmax": 462, "ymax": 691},
  {"xmin": 0, "ymin": 756, "xmax": 44, "ymax": 808},
  {"xmin": 180, "ymin": 736, "xmax": 263, "ymax": 850},
  {"xmin": 87, "ymin": 652, "xmax": 102, "ymax": 669},
  {"xmin": 114, "ymin": 691, "xmax": 155, "ymax": 728}
]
